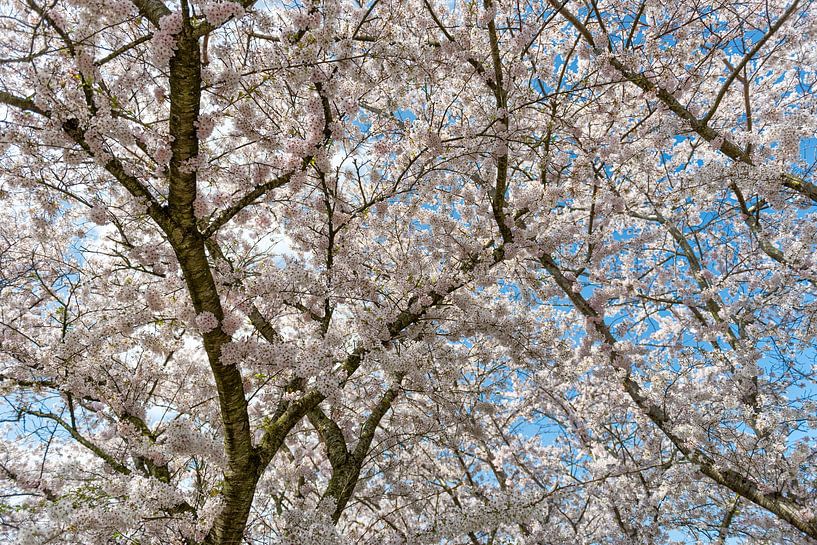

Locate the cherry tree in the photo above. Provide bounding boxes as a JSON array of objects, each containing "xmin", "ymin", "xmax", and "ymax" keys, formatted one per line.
[{"xmin": 1, "ymin": 0, "xmax": 816, "ymax": 543}]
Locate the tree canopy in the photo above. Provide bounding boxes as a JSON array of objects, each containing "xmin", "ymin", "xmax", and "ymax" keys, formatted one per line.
[{"xmin": 1, "ymin": 0, "xmax": 817, "ymax": 543}]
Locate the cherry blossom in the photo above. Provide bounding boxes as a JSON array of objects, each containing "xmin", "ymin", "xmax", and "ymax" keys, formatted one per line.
[{"xmin": 0, "ymin": 1, "xmax": 816, "ymax": 544}]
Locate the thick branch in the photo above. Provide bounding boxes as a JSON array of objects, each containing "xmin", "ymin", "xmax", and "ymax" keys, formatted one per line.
[
  {"xmin": 203, "ymin": 173, "xmax": 291, "ymax": 237},
  {"xmin": 131, "ymin": 0, "xmax": 171, "ymax": 27},
  {"xmin": 23, "ymin": 409, "xmax": 131, "ymax": 475}
]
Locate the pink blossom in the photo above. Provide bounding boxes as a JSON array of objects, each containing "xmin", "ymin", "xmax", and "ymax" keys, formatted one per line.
[{"xmin": 195, "ymin": 311, "xmax": 219, "ymax": 333}]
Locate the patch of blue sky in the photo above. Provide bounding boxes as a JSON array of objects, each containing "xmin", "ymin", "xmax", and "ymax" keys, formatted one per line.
[
  {"xmin": 394, "ymin": 108, "xmax": 417, "ymax": 123},
  {"xmin": 793, "ymin": 137, "xmax": 817, "ymax": 187},
  {"xmin": 495, "ymin": 277, "xmax": 521, "ymax": 302},
  {"xmin": 352, "ymin": 117, "xmax": 371, "ymax": 135},
  {"xmin": 530, "ymin": 57, "xmax": 585, "ymax": 110},
  {"xmin": 802, "ymin": 137, "xmax": 817, "ymax": 164},
  {"xmin": 610, "ymin": 7, "xmax": 650, "ymax": 49},
  {"xmin": 409, "ymin": 217, "xmax": 432, "ymax": 233}
]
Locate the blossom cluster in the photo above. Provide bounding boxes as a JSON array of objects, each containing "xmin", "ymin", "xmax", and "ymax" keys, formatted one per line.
[
  {"xmin": 201, "ymin": 1, "xmax": 245, "ymax": 27},
  {"xmin": 151, "ymin": 12, "xmax": 183, "ymax": 66}
]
